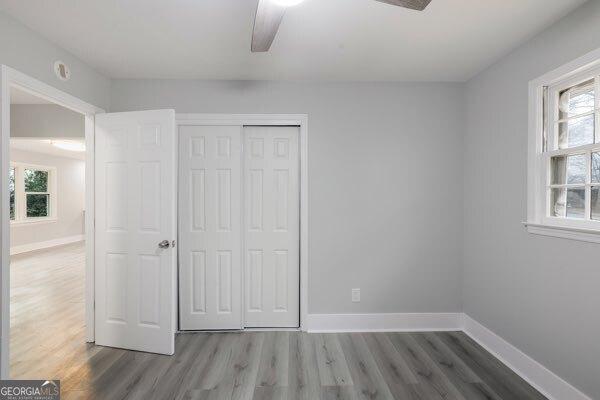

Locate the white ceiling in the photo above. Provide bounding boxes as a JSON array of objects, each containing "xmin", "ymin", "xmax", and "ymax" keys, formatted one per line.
[
  {"xmin": 10, "ymin": 87, "xmax": 52, "ymax": 104},
  {"xmin": 11, "ymin": 139, "xmax": 86, "ymax": 160},
  {"xmin": 0, "ymin": 0, "xmax": 587, "ymax": 81}
]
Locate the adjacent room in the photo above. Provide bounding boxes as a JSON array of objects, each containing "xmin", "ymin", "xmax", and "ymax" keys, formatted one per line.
[
  {"xmin": 8, "ymin": 87, "xmax": 87, "ymax": 380},
  {"xmin": 0, "ymin": 0, "xmax": 599, "ymax": 399}
]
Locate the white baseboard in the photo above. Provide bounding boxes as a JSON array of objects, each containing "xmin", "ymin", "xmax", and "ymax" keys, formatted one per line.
[
  {"xmin": 463, "ymin": 314, "xmax": 592, "ymax": 400},
  {"xmin": 305, "ymin": 312, "xmax": 463, "ymax": 333},
  {"xmin": 10, "ymin": 234, "xmax": 84, "ymax": 255},
  {"xmin": 305, "ymin": 312, "xmax": 590, "ymax": 400}
]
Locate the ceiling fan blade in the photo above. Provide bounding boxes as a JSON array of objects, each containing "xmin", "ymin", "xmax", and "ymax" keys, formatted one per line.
[
  {"xmin": 373, "ymin": 0, "xmax": 432, "ymax": 11},
  {"xmin": 251, "ymin": 0, "xmax": 286, "ymax": 52}
]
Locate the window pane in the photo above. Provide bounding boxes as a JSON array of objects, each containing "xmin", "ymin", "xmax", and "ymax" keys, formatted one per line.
[
  {"xmin": 559, "ymin": 80, "xmax": 595, "ymax": 119},
  {"xmin": 552, "ymin": 155, "xmax": 587, "ymax": 185},
  {"xmin": 24, "ymin": 169, "xmax": 48, "ymax": 192},
  {"xmin": 566, "ymin": 188, "xmax": 585, "ymax": 219},
  {"xmin": 593, "ymin": 152, "xmax": 600, "ymax": 184},
  {"xmin": 551, "ymin": 156, "xmax": 566, "ymax": 185},
  {"xmin": 26, "ymin": 194, "xmax": 49, "ymax": 218},
  {"xmin": 592, "ymin": 187, "xmax": 600, "ymax": 221},
  {"xmin": 558, "ymin": 114, "xmax": 594, "ymax": 149},
  {"xmin": 566, "ymin": 154, "xmax": 586, "ymax": 184},
  {"xmin": 9, "ymin": 167, "xmax": 15, "ymax": 220},
  {"xmin": 550, "ymin": 188, "xmax": 566, "ymax": 217}
]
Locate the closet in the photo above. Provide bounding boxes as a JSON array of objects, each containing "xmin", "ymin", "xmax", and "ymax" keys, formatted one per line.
[{"xmin": 178, "ymin": 124, "xmax": 300, "ymax": 329}]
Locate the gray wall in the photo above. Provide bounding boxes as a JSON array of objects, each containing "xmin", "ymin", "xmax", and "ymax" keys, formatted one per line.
[
  {"xmin": 463, "ymin": 1, "xmax": 600, "ymax": 398},
  {"xmin": 11, "ymin": 105, "xmax": 84, "ymax": 138},
  {"xmin": 111, "ymin": 80, "xmax": 465, "ymax": 314},
  {"xmin": 10, "ymin": 149, "xmax": 85, "ymax": 248},
  {"xmin": 0, "ymin": 11, "xmax": 110, "ymax": 110}
]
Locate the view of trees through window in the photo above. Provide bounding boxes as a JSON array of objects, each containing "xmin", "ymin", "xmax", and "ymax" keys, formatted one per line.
[
  {"xmin": 24, "ymin": 169, "xmax": 49, "ymax": 218},
  {"xmin": 9, "ymin": 166, "xmax": 52, "ymax": 221},
  {"xmin": 9, "ymin": 167, "xmax": 15, "ymax": 220},
  {"xmin": 24, "ymin": 169, "xmax": 48, "ymax": 192},
  {"xmin": 549, "ymin": 75, "xmax": 599, "ymax": 221}
]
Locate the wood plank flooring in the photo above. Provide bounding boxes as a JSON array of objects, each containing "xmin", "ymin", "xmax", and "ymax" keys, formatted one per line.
[
  {"xmin": 10, "ymin": 241, "xmax": 94, "ymax": 381},
  {"xmin": 10, "ymin": 243, "xmax": 548, "ymax": 400}
]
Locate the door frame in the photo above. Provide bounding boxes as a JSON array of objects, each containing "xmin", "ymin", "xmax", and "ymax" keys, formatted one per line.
[
  {"xmin": 176, "ymin": 114, "xmax": 309, "ymax": 331},
  {"xmin": 0, "ymin": 65, "xmax": 104, "ymax": 378}
]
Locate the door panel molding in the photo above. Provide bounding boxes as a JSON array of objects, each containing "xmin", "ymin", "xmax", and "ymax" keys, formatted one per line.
[
  {"xmin": 178, "ymin": 125, "xmax": 243, "ymax": 330},
  {"xmin": 95, "ymin": 109, "xmax": 176, "ymax": 355},
  {"xmin": 243, "ymin": 126, "xmax": 300, "ymax": 328},
  {"xmin": 176, "ymin": 114, "xmax": 309, "ymax": 331}
]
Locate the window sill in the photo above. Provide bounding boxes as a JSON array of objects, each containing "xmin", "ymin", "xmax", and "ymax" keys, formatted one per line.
[
  {"xmin": 523, "ymin": 222, "xmax": 600, "ymax": 244},
  {"xmin": 10, "ymin": 218, "xmax": 58, "ymax": 227}
]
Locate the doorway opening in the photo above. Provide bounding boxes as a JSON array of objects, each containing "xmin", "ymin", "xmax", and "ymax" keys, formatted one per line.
[
  {"xmin": 1, "ymin": 66, "xmax": 102, "ymax": 378},
  {"xmin": 8, "ymin": 87, "xmax": 88, "ymax": 379}
]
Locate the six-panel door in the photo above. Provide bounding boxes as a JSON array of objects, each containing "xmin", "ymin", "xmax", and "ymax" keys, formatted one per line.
[
  {"xmin": 178, "ymin": 125, "xmax": 300, "ymax": 330},
  {"xmin": 178, "ymin": 125, "xmax": 243, "ymax": 330},
  {"xmin": 244, "ymin": 126, "xmax": 300, "ymax": 328},
  {"xmin": 95, "ymin": 110, "xmax": 176, "ymax": 355}
]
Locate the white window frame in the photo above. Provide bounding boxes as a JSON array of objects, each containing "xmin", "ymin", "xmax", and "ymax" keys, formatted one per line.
[
  {"xmin": 527, "ymin": 47, "xmax": 600, "ymax": 243},
  {"xmin": 9, "ymin": 161, "xmax": 57, "ymax": 225}
]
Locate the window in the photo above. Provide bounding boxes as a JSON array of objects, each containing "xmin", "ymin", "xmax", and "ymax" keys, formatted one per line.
[
  {"xmin": 548, "ymin": 78, "xmax": 598, "ymax": 221},
  {"xmin": 24, "ymin": 169, "xmax": 50, "ymax": 218},
  {"xmin": 9, "ymin": 167, "xmax": 15, "ymax": 220},
  {"xmin": 527, "ymin": 50, "xmax": 600, "ymax": 242},
  {"xmin": 9, "ymin": 163, "xmax": 56, "ymax": 224}
]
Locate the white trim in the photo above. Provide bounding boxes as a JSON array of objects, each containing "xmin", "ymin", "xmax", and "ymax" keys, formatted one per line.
[
  {"xmin": 176, "ymin": 114, "xmax": 309, "ymax": 331},
  {"xmin": 2, "ymin": 66, "xmax": 104, "ymax": 115},
  {"xmin": 523, "ymin": 221, "xmax": 600, "ymax": 244},
  {"xmin": 176, "ymin": 113, "xmax": 306, "ymax": 126},
  {"xmin": 529, "ymin": 47, "xmax": 600, "ymax": 89},
  {"xmin": 463, "ymin": 314, "xmax": 592, "ymax": 400},
  {"xmin": 84, "ymin": 114, "xmax": 95, "ymax": 345},
  {"xmin": 305, "ymin": 312, "xmax": 591, "ymax": 400},
  {"xmin": 9, "ymin": 234, "xmax": 84, "ymax": 255},
  {"xmin": 0, "ymin": 65, "xmax": 10, "ymax": 380},
  {"xmin": 1, "ymin": 65, "xmax": 104, "ymax": 378},
  {"xmin": 10, "ymin": 218, "xmax": 57, "ymax": 227},
  {"xmin": 527, "ymin": 47, "xmax": 600, "ymax": 243},
  {"xmin": 305, "ymin": 313, "xmax": 463, "ymax": 333}
]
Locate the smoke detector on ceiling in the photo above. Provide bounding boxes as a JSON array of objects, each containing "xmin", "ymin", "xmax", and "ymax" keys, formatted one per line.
[{"xmin": 53, "ymin": 60, "xmax": 71, "ymax": 81}]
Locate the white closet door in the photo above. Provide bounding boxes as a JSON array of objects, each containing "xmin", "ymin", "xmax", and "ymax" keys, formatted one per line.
[
  {"xmin": 95, "ymin": 110, "xmax": 176, "ymax": 355},
  {"xmin": 244, "ymin": 126, "xmax": 300, "ymax": 328},
  {"xmin": 179, "ymin": 125, "xmax": 242, "ymax": 330}
]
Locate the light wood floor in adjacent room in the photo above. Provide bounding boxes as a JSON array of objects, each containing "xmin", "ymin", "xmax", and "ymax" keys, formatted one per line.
[
  {"xmin": 10, "ymin": 241, "xmax": 90, "ymax": 382},
  {"xmin": 10, "ymin": 242, "xmax": 547, "ymax": 400}
]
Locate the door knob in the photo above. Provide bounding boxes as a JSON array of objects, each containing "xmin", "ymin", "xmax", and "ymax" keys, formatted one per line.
[{"xmin": 158, "ymin": 240, "xmax": 171, "ymax": 249}]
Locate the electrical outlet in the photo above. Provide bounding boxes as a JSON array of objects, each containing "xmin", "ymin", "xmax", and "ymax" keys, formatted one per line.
[{"xmin": 352, "ymin": 288, "xmax": 360, "ymax": 303}]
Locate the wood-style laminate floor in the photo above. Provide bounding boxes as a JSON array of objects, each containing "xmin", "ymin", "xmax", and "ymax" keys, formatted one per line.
[{"xmin": 10, "ymin": 243, "xmax": 548, "ymax": 400}]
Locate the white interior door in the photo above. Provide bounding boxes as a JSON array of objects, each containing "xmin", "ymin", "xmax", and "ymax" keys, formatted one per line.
[
  {"xmin": 244, "ymin": 126, "xmax": 300, "ymax": 328},
  {"xmin": 179, "ymin": 125, "xmax": 242, "ymax": 330},
  {"xmin": 95, "ymin": 109, "xmax": 176, "ymax": 355}
]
